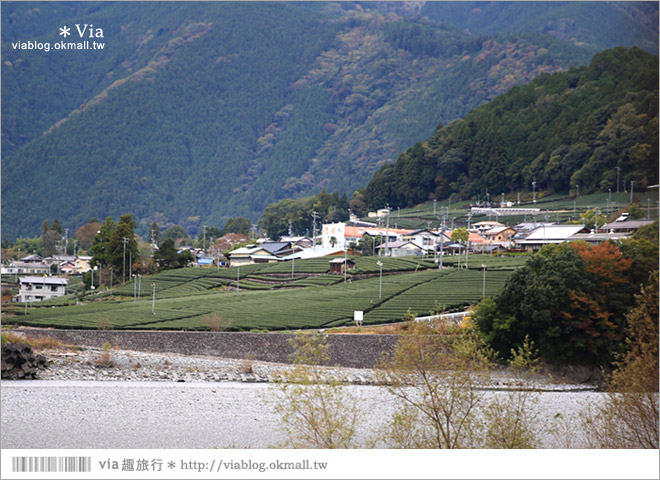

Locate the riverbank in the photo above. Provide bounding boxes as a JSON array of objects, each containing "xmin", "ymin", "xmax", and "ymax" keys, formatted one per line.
[
  {"xmin": 20, "ymin": 344, "xmax": 594, "ymax": 393},
  {"xmin": 5, "ymin": 327, "xmax": 601, "ymax": 389}
]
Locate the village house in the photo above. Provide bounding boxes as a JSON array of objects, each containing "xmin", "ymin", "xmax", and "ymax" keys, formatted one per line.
[
  {"xmin": 376, "ymin": 240, "xmax": 425, "ymax": 257},
  {"xmin": 75, "ymin": 255, "xmax": 92, "ymax": 273},
  {"xmin": 278, "ymin": 247, "xmax": 347, "ymax": 261},
  {"xmin": 1, "ymin": 261, "xmax": 50, "ymax": 275},
  {"xmin": 21, "ymin": 254, "xmax": 45, "ymax": 263},
  {"xmin": 321, "ymin": 222, "xmax": 414, "ymax": 249},
  {"xmin": 599, "ymin": 218, "xmax": 655, "ymax": 234},
  {"xmin": 481, "ymin": 226, "xmax": 517, "ymax": 249},
  {"xmin": 457, "ymin": 231, "xmax": 488, "ymax": 253},
  {"xmin": 43, "ymin": 254, "xmax": 77, "ymax": 267},
  {"xmin": 19, "ymin": 276, "xmax": 68, "ymax": 303},
  {"xmin": 569, "ymin": 230, "xmax": 632, "ymax": 245},
  {"xmin": 59, "ymin": 261, "xmax": 77, "ymax": 275},
  {"xmin": 471, "ymin": 221, "xmax": 505, "ymax": 234},
  {"xmin": 227, "ymin": 241, "xmax": 297, "ymax": 267},
  {"xmin": 401, "ymin": 229, "xmax": 451, "ymax": 252},
  {"xmin": 279, "ymin": 236, "xmax": 315, "ymax": 249},
  {"xmin": 514, "ymin": 225, "xmax": 589, "ymax": 251}
]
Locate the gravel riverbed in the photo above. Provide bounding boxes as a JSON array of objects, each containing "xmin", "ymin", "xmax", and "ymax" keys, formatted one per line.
[
  {"xmin": 2, "ymin": 347, "xmax": 603, "ymax": 449},
  {"xmin": 28, "ymin": 346, "xmax": 598, "ymax": 391}
]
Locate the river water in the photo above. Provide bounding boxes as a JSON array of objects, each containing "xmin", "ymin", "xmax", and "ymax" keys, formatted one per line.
[{"xmin": 1, "ymin": 380, "xmax": 603, "ymax": 449}]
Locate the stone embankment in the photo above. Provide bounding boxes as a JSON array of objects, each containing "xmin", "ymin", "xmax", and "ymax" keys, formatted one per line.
[{"xmin": 14, "ymin": 327, "xmax": 399, "ymax": 368}]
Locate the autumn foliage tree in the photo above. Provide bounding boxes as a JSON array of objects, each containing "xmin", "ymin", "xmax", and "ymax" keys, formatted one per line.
[
  {"xmin": 74, "ymin": 219, "xmax": 101, "ymax": 251},
  {"xmin": 584, "ymin": 272, "xmax": 659, "ymax": 448},
  {"xmin": 474, "ymin": 241, "xmax": 635, "ymax": 366}
]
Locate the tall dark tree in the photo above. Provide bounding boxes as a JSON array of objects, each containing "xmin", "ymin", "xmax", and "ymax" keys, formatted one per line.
[
  {"xmin": 474, "ymin": 241, "xmax": 637, "ymax": 367},
  {"xmin": 107, "ymin": 214, "xmax": 138, "ymax": 283}
]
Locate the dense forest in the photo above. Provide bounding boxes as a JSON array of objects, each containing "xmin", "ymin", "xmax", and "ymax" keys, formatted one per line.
[
  {"xmin": 2, "ymin": 2, "xmax": 657, "ymax": 240},
  {"xmin": 361, "ymin": 47, "xmax": 658, "ymax": 210}
]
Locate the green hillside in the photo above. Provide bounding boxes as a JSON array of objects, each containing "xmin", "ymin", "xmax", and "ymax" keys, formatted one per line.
[
  {"xmin": 361, "ymin": 47, "xmax": 658, "ymax": 210},
  {"xmin": 2, "ymin": 2, "xmax": 657, "ymax": 240}
]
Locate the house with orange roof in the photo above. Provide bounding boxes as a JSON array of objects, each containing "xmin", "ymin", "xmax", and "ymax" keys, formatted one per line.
[{"xmin": 321, "ymin": 222, "xmax": 415, "ymax": 249}]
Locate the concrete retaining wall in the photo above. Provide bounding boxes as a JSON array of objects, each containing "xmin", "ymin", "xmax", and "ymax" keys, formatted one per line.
[{"xmin": 16, "ymin": 328, "xmax": 399, "ymax": 369}]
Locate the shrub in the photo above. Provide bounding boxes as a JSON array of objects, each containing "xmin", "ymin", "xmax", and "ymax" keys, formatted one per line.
[
  {"xmin": 204, "ymin": 312, "xmax": 231, "ymax": 331},
  {"xmin": 273, "ymin": 333, "xmax": 362, "ymax": 448}
]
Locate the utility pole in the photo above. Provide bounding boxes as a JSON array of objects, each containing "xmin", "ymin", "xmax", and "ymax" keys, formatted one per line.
[
  {"xmin": 615, "ymin": 166, "xmax": 621, "ymax": 193},
  {"xmin": 344, "ymin": 248, "xmax": 347, "ymax": 284},
  {"xmin": 630, "ymin": 180, "xmax": 634, "ymax": 204},
  {"xmin": 122, "ymin": 237, "xmax": 128, "ymax": 284},
  {"xmin": 438, "ymin": 220, "xmax": 444, "ymax": 270},
  {"xmin": 311, "ymin": 211, "xmax": 319, "ymax": 251},
  {"xmin": 203, "ymin": 225, "xmax": 207, "ymax": 254},
  {"xmin": 151, "ymin": 283, "xmax": 156, "ymax": 315},
  {"xmin": 482, "ymin": 264, "xmax": 487, "ymax": 297},
  {"xmin": 385, "ymin": 206, "xmax": 390, "ymax": 258},
  {"xmin": 377, "ymin": 261, "xmax": 383, "ymax": 299},
  {"xmin": 575, "ymin": 184, "xmax": 580, "ymax": 199},
  {"xmin": 465, "ymin": 239, "xmax": 470, "ymax": 269},
  {"xmin": 56, "ymin": 240, "xmax": 62, "ymax": 276},
  {"xmin": 532, "ymin": 179, "xmax": 536, "ymax": 203}
]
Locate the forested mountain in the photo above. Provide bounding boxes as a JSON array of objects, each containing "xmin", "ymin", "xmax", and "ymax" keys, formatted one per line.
[
  {"xmin": 419, "ymin": 1, "xmax": 658, "ymax": 55},
  {"xmin": 2, "ymin": 1, "xmax": 657, "ymax": 240},
  {"xmin": 361, "ymin": 47, "xmax": 658, "ymax": 210}
]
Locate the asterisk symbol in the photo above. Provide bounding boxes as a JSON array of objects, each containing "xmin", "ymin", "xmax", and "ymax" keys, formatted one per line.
[
  {"xmin": 167, "ymin": 461, "xmax": 176, "ymax": 469},
  {"xmin": 59, "ymin": 26, "xmax": 70, "ymax": 37}
]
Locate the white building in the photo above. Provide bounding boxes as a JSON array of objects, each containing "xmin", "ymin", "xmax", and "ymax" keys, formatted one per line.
[
  {"xmin": 514, "ymin": 225, "xmax": 588, "ymax": 251},
  {"xmin": 19, "ymin": 276, "xmax": 68, "ymax": 303}
]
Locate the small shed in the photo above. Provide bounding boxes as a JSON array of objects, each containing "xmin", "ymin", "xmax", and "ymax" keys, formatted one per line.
[{"xmin": 329, "ymin": 258, "xmax": 356, "ymax": 274}]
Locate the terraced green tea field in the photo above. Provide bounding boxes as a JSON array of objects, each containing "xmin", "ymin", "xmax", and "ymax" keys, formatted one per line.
[{"xmin": 11, "ymin": 254, "xmax": 526, "ymax": 331}]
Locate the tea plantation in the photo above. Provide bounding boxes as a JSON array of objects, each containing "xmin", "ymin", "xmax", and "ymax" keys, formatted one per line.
[{"xmin": 10, "ymin": 254, "xmax": 526, "ymax": 331}]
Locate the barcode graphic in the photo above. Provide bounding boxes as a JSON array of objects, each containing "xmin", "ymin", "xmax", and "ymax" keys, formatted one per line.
[{"xmin": 12, "ymin": 456, "xmax": 92, "ymax": 473}]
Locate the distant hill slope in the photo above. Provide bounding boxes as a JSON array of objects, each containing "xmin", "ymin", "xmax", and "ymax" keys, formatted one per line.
[
  {"xmin": 361, "ymin": 47, "xmax": 658, "ymax": 210},
  {"xmin": 2, "ymin": 2, "xmax": 657, "ymax": 240},
  {"xmin": 420, "ymin": 1, "xmax": 658, "ymax": 55}
]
